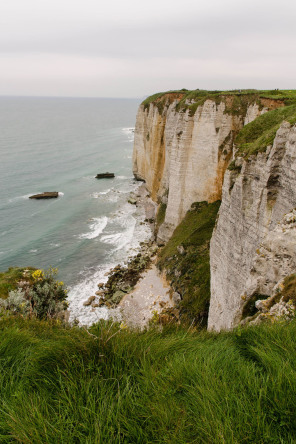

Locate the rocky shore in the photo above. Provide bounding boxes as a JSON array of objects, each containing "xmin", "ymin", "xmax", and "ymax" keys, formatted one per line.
[
  {"xmin": 83, "ymin": 240, "xmax": 158, "ymax": 309},
  {"xmin": 81, "ymin": 183, "xmax": 179, "ymax": 328}
]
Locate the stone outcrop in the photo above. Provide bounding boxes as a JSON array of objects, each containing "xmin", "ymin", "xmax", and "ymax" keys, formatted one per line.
[
  {"xmin": 208, "ymin": 122, "xmax": 296, "ymax": 331},
  {"xmin": 29, "ymin": 192, "xmax": 59, "ymax": 199},
  {"xmin": 95, "ymin": 172, "xmax": 115, "ymax": 179},
  {"xmin": 133, "ymin": 94, "xmax": 280, "ymax": 244}
]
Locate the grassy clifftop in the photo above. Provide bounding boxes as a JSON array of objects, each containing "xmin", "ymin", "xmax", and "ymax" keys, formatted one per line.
[
  {"xmin": 234, "ymin": 104, "xmax": 296, "ymax": 158},
  {"xmin": 1, "ymin": 317, "xmax": 296, "ymax": 442},
  {"xmin": 142, "ymin": 88, "xmax": 296, "ymax": 117}
]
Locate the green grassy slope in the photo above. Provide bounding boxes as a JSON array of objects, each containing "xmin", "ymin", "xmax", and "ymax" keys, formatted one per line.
[
  {"xmin": 235, "ymin": 104, "xmax": 296, "ymax": 157},
  {"xmin": 1, "ymin": 317, "xmax": 296, "ymax": 443},
  {"xmin": 158, "ymin": 201, "xmax": 220, "ymax": 326}
]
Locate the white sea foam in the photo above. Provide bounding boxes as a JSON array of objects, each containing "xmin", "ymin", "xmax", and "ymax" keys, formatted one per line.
[
  {"xmin": 29, "ymin": 249, "xmax": 38, "ymax": 253},
  {"xmin": 67, "ymin": 264, "xmax": 121, "ymax": 326},
  {"xmin": 91, "ymin": 189, "xmax": 120, "ymax": 203},
  {"xmin": 122, "ymin": 127, "xmax": 135, "ymax": 142},
  {"xmin": 99, "ymin": 189, "xmax": 111, "ymax": 195},
  {"xmin": 58, "ymin": 192, "xmax": 64, "ymax": 196},
  {"xmin": 79, "ymin": 216, "xmax": 108, "ymax": 240},
  {"xmin": 8, "ymin": 193, "xmax": 33, "ymax": 203},
  {"xmin": 68, "ymin": 184, "xmax": 152, "ymax": 326}
]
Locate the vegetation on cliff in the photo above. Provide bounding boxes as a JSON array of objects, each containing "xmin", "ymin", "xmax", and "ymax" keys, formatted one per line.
[
  {"xmin": 1, "ymin": 317, "xmax": 296, "ymax": 442},
  {"xmin": 0, "ymin": 267, "xmax": 68, "ymax": 320},
  {"xmin": 235, "ymin": 104, "xmax": 296, "ymax": 157},
  {"xmin": 0, "ymin": 267, "xmax": 35, "ymax": 299},
  {"xmin": 158, "ymin": 201, "xmax": 220, "ymax": 326},
  {"xmin": 142, "ymin": 88, "xmax": 296, "ymax": 117}
]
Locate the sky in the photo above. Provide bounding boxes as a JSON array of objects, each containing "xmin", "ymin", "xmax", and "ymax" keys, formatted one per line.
[{"xmin": 1, "ymin": 0, "xmax": 296, "ymax": 98}]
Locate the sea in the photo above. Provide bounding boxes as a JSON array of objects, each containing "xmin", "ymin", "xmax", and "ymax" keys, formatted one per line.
[{"xmin": 0, "ymin": 96, "xmax": 152, "ymax": 324}]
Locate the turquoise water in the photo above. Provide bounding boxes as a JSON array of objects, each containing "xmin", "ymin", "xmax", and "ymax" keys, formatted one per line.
[{"xmin": 0, "ymin": 97, "xmax": 151, "ymax": 323}]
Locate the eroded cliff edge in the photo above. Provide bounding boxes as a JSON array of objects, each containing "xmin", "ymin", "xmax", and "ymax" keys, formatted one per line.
[
  {"xmin": 133, "ymin": 89, "xmax": 296, "ymax": 330},
  {"xmin": 209, "ymin": 117, "xmax": 296, "ymax": 330},
  {"xmin": 133, "ymin": 90, "xmax": 283, "ymax": 244}
]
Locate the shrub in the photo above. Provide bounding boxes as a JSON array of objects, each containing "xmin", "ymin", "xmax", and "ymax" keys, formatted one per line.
[{"xmin": 0, "ymin": 267, "xmax": 68, "ymax": 320}]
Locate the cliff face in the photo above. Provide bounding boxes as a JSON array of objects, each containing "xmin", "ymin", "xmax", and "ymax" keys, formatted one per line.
[
  {"xmin": 133, "ymin": 89, "xmax": 296, "ymax": 330},
  {"xmin": 208, "ymin": 122, "xmax": 296, "ymax": 330},
  {"xmin": 133, "ymin": 94, "xmax": 280, "ymax": 244}
]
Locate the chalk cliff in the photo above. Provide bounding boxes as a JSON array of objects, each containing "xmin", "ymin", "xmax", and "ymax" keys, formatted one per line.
[
  {"xmin": 133, "ymin": 92, "xmax": 282, "ymax": 244},
  {"xmin": 133, "ymin": 89, "xmax": 296, "ymax": 330},
  {"xmin": 208, "ymin": 122, "xmax": 296, "ymax": 330}
]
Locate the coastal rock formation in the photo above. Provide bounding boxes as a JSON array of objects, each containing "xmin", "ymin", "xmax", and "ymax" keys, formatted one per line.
[
  {"xmin": 133, "ymin": 93, "xmax": 282, "ymax": 243},
  {"xmin": 29, "ymin": 192, "xmax": 59, "ymax": 199},
  {"xmin": 95, "ymin": 172, "xmax": 115, "ymax": 179},
  {"xmin": 208, "ymin": 122, "xmax": 296, "ymax": 330},
  {"xmin": 132, "ymin": 89, "xmax": 296, "ymax": 331}
]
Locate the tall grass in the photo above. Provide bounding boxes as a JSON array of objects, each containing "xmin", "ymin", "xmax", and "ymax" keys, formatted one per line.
[{"xmin": 0, "ymin": 318, "xmax": 296, "ymax": 442}]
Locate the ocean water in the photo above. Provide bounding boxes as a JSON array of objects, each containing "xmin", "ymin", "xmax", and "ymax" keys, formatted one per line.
[{"xmin": 0, "ymin": 97, "xmax": 151, "ymax": 324}]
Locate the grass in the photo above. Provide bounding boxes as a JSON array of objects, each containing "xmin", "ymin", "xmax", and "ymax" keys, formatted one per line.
[
  {"xmin": 1, "ymin": 317, "xmax": 296, "ymax": 442},
  {"xmin": 235, "ymin": 104, "xmax": 296, "ymax": 157},
  {"xmin": 157, "ymin": 201, "xmax": 220, "ymax": 326},
  {"xmin": 141, "ymin": 89, "xmax": 296, "ymax": 117},
  {"xmin": 0, "ymin": 267, "xmax": 35, "ymax": 300}
]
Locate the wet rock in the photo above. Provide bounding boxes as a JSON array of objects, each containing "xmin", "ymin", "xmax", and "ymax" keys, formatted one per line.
[
  {"xmin": 95, "ymin": 290, "xmax": 105, "ymax": 296},
  {"xmin": 83, "ymin": 296, "xmax": 96, "ymax": 306},
  {"xmin": 97, "ymin": 283, "xmax": 105, "ymax": 289},
  {"xmin": 119, "ymin": 284, "xmax": 133, "ymax": 293},
  {"xmin": 29, "ymin": 192, "xmax": 59, "ymax": 199},
  {"xmin": 111, "ymin": 291, "xmax": 126, "ymax": 305},
  {"xmin": 95, "ymin": 172, "xmax": 115, "ymax": 179},
  {"xmin": 128, "ymin": 198, "xmax": 137, "ymax": 205}
]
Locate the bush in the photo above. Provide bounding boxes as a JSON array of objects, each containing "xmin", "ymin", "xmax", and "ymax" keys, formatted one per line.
[{"xmin": 0, "ymin": 267, "xmax": 68, "ymax": 320}]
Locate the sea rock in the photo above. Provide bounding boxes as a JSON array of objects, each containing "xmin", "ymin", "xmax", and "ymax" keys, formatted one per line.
[
  {"xmin": 29, "ymin": 192, "xmax": 59, "ymax": 199},
  {"xmin": 128, "ymin": 198, "xmax": 137, "ymax": 205},
  {"xmin": 95, "ymin": 172, "xmax": 115, "ymax": 179},
  {"xmin": 83, "ymin": 296, "xmax": 96, "ymax": 306}
]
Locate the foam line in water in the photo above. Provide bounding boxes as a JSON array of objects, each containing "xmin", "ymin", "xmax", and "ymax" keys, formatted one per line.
[
  {"xmin": 8, "ymin": 193, "xmax": 34, "ymax": 203},
  {"xmin": 79, "ymin": 216, "xmax": 108, "ymax": 240}
]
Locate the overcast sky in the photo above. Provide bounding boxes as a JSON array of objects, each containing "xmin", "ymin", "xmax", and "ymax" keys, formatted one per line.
[{"xmin": 1, "ymin": 0, "xmax": 295, "ymax": 97}]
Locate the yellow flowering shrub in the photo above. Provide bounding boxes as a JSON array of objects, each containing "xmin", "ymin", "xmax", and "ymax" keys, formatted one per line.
[{"xmin": 32, "ymin": 270, "xmax": 44, "ymax": 281}]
